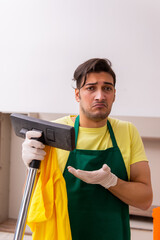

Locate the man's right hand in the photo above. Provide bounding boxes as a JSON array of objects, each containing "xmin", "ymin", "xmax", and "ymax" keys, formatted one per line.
[{"xmin": 22, "ymin": 130, "xmax": 46, "ymax": 168}]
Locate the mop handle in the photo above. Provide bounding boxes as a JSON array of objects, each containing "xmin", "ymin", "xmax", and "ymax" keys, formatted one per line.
[
  {"xmin": 13, "ymin": 131, "xmax": 43, "ymax": 240},
  {"xmin": 13, "ymin": 165, "xmax": 39, "ymax": 240}
]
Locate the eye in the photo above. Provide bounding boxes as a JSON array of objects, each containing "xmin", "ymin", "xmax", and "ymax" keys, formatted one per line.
[
  {"xmin": 103, "ymin": 86, "xmax": 113, "ymax": 91},
  {"xmin": 87, "ymin": 86, "xmax": 95, "ymax": 91}
]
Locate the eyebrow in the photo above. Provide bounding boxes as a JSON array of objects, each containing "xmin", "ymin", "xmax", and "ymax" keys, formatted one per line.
[{"xmin": 85, "ymin": 82, "xmax": 114, "ymax": 87}]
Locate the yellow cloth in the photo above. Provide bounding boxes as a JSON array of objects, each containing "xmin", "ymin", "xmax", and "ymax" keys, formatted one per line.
[
  {"xmin": 54, "ymin": 115, "xmax": 148, "ymax": 180},
  {"xmin": 27, "ymin": 146, "xmax": 72, "ymax": 240}
]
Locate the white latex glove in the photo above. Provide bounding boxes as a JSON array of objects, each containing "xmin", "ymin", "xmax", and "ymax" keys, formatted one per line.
[
  {"xmin": 22, "ymin": 130, "xmax": 46, "ymax": 168},
  {"xmin": 68, "ymin": 164, "xmax": 118, "ymax": 189}
]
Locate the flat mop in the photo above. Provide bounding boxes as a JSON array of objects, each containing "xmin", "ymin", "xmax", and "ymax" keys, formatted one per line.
[{"xmin": 10, "ymin": 113, "xmax": 75, "ymax": 240}]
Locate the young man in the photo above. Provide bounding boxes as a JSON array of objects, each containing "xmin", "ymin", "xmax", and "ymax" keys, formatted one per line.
[{"xmin": 22, "ymin": 58, "xmax": 153, "ymax": 240}]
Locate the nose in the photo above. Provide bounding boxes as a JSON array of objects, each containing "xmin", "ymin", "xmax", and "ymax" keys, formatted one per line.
[{"xmin": 94, "ymin": 89, "xmax": 105, "ymax": 101}]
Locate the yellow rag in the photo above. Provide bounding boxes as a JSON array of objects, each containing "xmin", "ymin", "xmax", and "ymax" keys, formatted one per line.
[{"xmin": 27, "ymin": 146, "xmax": 72, "ymax": 240}]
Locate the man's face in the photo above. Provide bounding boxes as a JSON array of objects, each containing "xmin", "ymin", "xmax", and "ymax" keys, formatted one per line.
[{"xmin": 75, "ymin": 72, "xmax": 116, "ymax": 122}]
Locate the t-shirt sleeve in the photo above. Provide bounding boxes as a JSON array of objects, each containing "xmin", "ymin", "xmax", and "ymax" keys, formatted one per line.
[{"xmin": 129, "ymin": 123, "xmax": 148, "ymax": 165}]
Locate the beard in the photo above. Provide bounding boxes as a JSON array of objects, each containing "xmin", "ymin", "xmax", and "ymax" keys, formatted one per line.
[{"xmin": 80, "ymin": 103, "xmax": 111, "ymax": 122}]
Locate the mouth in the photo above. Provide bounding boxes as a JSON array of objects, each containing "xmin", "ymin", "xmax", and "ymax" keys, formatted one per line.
[{"xmin": 92, "ymin": 103, "xmax": 108, "ymax": 108}]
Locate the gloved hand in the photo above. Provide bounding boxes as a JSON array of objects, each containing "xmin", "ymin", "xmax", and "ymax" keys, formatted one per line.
[
  {"xmin": 22, "ymin": 130, "xmax": 46, "ymax": 168},
  {"xmin": 67, "ymin": 164, "xmax": 118, "ymax": 189}
]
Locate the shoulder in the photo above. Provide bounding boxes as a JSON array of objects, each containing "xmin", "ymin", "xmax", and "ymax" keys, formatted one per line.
[
  {"xmin": 108, "ymin": 117, "xmax": 133, "ymax": 130},
  {"xmin": 52, "ymin": 115, "xmax": 77, "ymax": 126},
  {"xmin": 108, "ymin": 117, "xmax": 140, "ymax": 139}
]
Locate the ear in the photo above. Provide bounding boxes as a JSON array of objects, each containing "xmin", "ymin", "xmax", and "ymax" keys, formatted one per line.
[{"xmin": 75, "ymin": 88, "xmax": 80, "ymax": 102}]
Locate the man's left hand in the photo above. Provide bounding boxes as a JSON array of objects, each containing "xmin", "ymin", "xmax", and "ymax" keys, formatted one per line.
[{"xmin": 67, "ymin": 164, "xmax": 118, "ymax": 189}]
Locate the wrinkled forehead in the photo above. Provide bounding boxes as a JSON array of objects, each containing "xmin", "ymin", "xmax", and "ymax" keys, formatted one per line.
[{"xmin": 83, "ymin": 72, "xmax": 114, "ymax": 86}]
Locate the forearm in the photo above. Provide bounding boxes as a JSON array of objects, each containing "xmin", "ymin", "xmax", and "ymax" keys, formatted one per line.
[
  {"xmin": 67, "ymin": 162, "xmax": 153, "ymax": 210},
  {"xmin": 109, "ymin": 178, "xmax": 153, "ymax": 210}
]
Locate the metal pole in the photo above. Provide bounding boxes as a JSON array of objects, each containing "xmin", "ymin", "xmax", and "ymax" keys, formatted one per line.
[{"xmin": 13, "ymin": 167, "xmax": 38, "ymax": 240}]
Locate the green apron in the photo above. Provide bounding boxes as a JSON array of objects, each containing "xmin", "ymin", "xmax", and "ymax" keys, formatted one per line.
[{"xmin": 63, "ymin": 116, "xmax": 130, "ymax": 240}]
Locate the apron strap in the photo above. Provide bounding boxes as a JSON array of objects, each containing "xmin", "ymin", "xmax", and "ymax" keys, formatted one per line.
[
  {"xmin": 107, "ymin": 120, "xmax": 118, "ymax": 148},
  {"xmin": 74, "ymin": 115, "xmax": 80, "ymax": 147}
]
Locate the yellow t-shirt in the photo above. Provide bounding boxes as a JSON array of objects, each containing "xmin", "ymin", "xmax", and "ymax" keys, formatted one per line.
[{"xmin": 54, "ymin": 115, "xmax": 148, "ymax": 180}]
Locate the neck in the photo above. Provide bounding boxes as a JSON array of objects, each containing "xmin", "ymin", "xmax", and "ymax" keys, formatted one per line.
[{"xmin": 79, "ymin": 114, "xmax": 108, "ymax": 128}]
